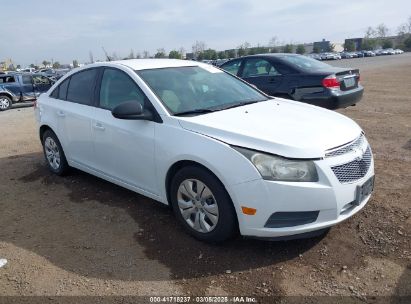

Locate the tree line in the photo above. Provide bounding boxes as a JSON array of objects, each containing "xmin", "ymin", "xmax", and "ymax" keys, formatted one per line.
[
  {"xmin": 10, "ymin": 16, "xmax": 411, "ymax": 71},
  {"xmin": 344, "ymin": 18, "xmax": 411, "ymax": 51}
]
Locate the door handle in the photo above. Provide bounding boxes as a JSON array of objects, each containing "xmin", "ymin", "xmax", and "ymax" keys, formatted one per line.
[
  {"xmin": 94, "ymin": 122, "xmax": 105, "ymax": 131},
  {"xmin": 56, "ymin": 111, "xmax": 65, "ymax": 117}
]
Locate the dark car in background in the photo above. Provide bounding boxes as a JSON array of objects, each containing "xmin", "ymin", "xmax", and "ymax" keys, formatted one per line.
[
  {"xmin": 220, "ymin": 54, "xmax": 363, "ymax": 109},
  {"xmin": 0, "ymin": 73, "xmax": 54, "ymax": 111}
]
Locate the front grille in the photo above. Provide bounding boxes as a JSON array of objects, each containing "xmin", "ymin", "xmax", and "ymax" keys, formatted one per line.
[
  {"xmin": 326, "ymin": 133, "xmax": 366, "ymax": 158},
  {"xmin": 331, "ymin": 146, "xmax": 372, "ymax": 183}
]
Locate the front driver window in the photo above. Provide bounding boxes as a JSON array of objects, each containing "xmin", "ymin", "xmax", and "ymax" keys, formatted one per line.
[
  {"xmin": 100, "ymin": 68, "xmax": 146, "ymax": 110},
  {"xmin": 221, "ymin": 59, "xmax": 242, "ymax": 75},
  {"xmin": 242, "ymin": 59, "xmax": 280, "ymax": 78}
]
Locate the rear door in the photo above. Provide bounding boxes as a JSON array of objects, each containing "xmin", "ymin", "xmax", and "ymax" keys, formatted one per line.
[
  {"xmin": 20, "ymin": 75, "xmax": 37, "ymax": 100},
  {"xmin": 92, "ymin": 67, "xmax": 158, "ymax": 195},
  {"xmin": 55, "ymin": 68, "xmax": 98, "ymax": 168},
  {"xmin": 239, "ymin": 58, "xmax": 283, "ymax": 95}
]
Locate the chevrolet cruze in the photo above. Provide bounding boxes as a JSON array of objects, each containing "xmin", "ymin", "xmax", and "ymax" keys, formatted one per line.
[{"xmin": 35, "ymin": 59, "xmax": 374, "ymax": 242}]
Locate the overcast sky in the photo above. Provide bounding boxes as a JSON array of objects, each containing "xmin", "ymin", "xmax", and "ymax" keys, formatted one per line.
[{"xmin": 1, "ymin": 0, "xmax": 410, "ymax": 66}]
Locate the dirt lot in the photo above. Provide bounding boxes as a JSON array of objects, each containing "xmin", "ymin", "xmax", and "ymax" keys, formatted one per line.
[{"xmin": 0, "ymin": 54, "xmax": 410, "ymax": 302}]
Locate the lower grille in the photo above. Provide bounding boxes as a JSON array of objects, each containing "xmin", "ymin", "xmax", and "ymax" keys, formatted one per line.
[
  {"xmin": 264, "ymin": 211, "xmax": 319, "ymax": 228},
  {"xmin": 331, "ymin": 147, "xmax": 372, "ymax": 183}
]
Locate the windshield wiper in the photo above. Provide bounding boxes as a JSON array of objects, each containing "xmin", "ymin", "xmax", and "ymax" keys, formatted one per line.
[
  {"xmin": 174, "ymin": 99, "xmax": 266, "ymax": 116},
  {"xmin": 174, "ymin": 108, "xmax": 217, "ymax": 116}
]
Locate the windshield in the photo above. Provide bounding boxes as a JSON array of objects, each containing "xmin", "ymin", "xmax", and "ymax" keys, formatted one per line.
[
  {"xmin": 137, "ymin": 66, "xmax": 268, "ymax": 115},
  {"xmin": 279, "ymin": 55, "xmax": 333, "ymax": 72}
]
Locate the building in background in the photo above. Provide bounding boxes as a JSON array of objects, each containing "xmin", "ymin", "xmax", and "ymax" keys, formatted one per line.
[
  {"xmin": 344, "ymin": 38, "xmax": 363, "ymax": 51},
  {"xmin": 313, "ymin": 39, "xmax": 331, "ymax": 52}
]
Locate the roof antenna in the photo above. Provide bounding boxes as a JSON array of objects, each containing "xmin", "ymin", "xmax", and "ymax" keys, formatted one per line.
[{"xmin": 102, "ymin": 47, "xmax": 112, "ymax": 61}]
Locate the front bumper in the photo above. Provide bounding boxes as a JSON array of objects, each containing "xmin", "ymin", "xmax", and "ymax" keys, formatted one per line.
[{"xmin": 227, "ymin": 152, "xmax": 374, "ymax": 239}]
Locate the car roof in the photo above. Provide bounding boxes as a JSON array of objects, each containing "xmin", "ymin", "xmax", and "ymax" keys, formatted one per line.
[
  {"xmin": 245, "ymin": 53, "xmax": 301, "ymax": 58},
  {"xmin": 223, "ymin": 53, "xmax": 303, "ymax": 62},
  {"xmin": 107, "ymin": 59, "xmax": 203, "ymax": 71}
]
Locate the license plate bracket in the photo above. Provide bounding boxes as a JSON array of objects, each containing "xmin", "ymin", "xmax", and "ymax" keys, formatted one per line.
[
  {"xmin": 354, "ymin": 176, "xmax": 374, "ymax": 205},
  {"xmin": 344, "ymin": 77, "xmax": 356, "ymax": 88}
]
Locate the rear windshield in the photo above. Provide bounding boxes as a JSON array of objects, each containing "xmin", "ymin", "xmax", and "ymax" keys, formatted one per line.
[{"xmin": 279, "ymin": 55, "xmax": 333, "ymax": 72}]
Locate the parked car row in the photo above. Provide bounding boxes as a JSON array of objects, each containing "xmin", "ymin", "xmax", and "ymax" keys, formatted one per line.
[
  {"xmin": 16, "ymin": 68, "xmax": 70, "ymax": 81},
  {"xmin": 219, "ymin": 53, "xmax": 363, "ymax": 109},
  {"xmin": 308, "ymin": 48, "xmax": 404, "ymax": 61}
]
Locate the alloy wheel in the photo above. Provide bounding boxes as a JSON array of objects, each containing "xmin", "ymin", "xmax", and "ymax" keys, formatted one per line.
[
  {"xmin": 0, "ymin": 97, "xmax": 10, "ymax": 110},
  {"xmin": 44, "ymin": 137, "xmax": 61, "ymax": 170}
]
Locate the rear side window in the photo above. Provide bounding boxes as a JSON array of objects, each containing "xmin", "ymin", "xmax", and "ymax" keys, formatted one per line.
[
  {"xmin": 50, "ymin": 87, "xmax": 59, "ymax": 99},
  {"xmin": 274, "ymin": 62, "xmax": 297, "ymax": 75},
  {"xmin": 50, "ymin": 78, "xmax": 70, "ymax": 100},
  {"xmin": 22, "ymin": 75, "xmax": 33, "ymax": 85},
  {"xmin": 66, "ymin": 69, "xmax": 97, "ymax": 105},
  {"xmin": 58, "ymin": 78, "xmax": 70, "ymax": 100}
]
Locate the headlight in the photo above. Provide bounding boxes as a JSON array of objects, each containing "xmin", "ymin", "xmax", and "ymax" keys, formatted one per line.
[{"xmin": 233, "ymin": 147, "xmax": 318, "ymax": 182}]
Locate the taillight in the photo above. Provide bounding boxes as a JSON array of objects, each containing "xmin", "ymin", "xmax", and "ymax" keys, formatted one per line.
[
  {"xmin": 357, "ymin": 74, "xmax": 361, "ymax": 82},
  {"xmin": 322, "ymin": 75, "xmax": 340, "ymax": 88}
]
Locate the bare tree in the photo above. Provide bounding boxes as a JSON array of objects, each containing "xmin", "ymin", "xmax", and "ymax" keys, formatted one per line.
[
  {"xmin": 192, "ymin": 41, "xmax": 206, "ymax": 58},
  {"xmin": 155, "ymin": 48, "xmax": 167, "ymax": 58},
  {"xmin": 397, "ymin": 16, "xmax": 411, "ymax": 36},
  {"xmin": 111, "ymin": 52, "xmax": 119, "ymax": 60},
  {"xmin": 179, "ymin": 47, "xmax": 186, "ymax": 59},
  {"xmin": 89, "ymin": 51, "xmax": 94, "ymax": 63},
  {"xmin": 268, "ymin": 36, "xmax": 278, "ymax": 47},
  {"xmin": 143, "ymin": 50, "xmax": 150, "ymax": 58},
  {"xmin": 376, "ymin": 23, "xmax": 389, "ymax": 38},
  {"xmin": 128, "ymin": 49, "xmax": 135, "ymax": 59},
  {"xmin": 365, "ymin": 26, "xmax": 376, "ymax": 38}
]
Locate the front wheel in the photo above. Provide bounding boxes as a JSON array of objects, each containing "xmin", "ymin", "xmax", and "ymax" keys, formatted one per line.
[
  {"xmin": 0, "ymin": 95, "xmax": 12, "ymax": 111},
  {"xmin": 170, "ymin": 166, "xmax": 238, "ymax": 243}
]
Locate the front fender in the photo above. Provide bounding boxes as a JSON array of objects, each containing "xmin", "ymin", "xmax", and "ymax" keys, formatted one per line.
[{"xmin": 154, "ymin": 119, "xmax": 262, "ymax": 204}]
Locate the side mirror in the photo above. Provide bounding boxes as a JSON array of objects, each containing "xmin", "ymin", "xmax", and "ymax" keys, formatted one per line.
[{"xmin": 111, "ymin": 101, "xmax": 153, "ymax": 120}]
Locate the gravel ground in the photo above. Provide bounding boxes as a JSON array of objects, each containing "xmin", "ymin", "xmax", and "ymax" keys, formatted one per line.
[{"xmin": 0, "ymin": 54, "xmax": 410, "ymax": 303}]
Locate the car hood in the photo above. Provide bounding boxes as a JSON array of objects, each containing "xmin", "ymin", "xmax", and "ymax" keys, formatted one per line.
[{"xmin": 177, "ymin": 99, "xmax": 362, "ymax": 159}]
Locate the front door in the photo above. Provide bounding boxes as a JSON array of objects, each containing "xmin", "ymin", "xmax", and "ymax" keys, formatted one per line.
[
  {"xmin": 240, "ymin": 58, "xmax": 283, "ymax": 95},
  {"xmin": 92, "ymin": 68, "xmax": 158, "ymax": 196}
]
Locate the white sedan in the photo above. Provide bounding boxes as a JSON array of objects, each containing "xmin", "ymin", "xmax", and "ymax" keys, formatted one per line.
[{"xmin": 35, "ymin": 59, "xmax": 374, "ymax": 242}]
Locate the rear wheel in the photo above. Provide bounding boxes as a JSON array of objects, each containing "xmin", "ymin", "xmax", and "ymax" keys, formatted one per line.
[
  {"xmin": 170, "ymin": 166, "xmax": 238, "ymax": 243},
  {"xmin": 0, "ymin": 95, "xmax": 12, "ymax": 111},
  {"xmin": 42, "ymin": 130, "xmax": 69, "ymax": 175}
]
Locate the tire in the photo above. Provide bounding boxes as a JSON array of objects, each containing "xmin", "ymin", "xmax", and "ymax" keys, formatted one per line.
[
  {"xmin": 42, "ymin": 130, "xmax": 69, "ymax": 175},
  {"xmin": 0, "ymin": 95, "xmax": 12, "ymax": 111},
  {"xmin": 170, "ymin": 166, "xmax": 238, "ymax": 243}
]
